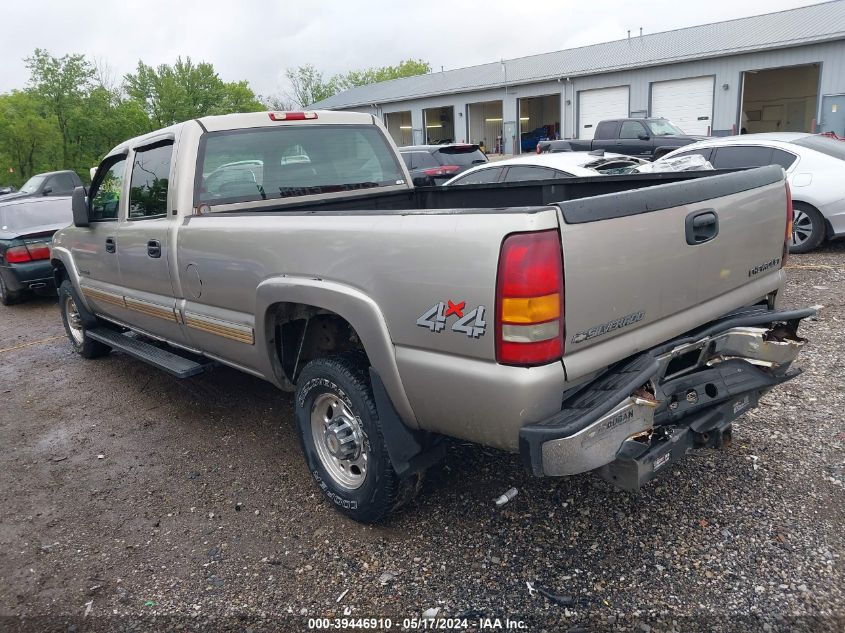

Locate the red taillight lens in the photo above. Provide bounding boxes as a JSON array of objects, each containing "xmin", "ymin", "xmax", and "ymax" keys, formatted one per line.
[
  {"xmin": 5, "ymin": 245, "xmax": 32, "ymax": 263},
  {"xmin": 782, "ymin": 181, "xmax": 793, "ymax": 268},
  {"xmin": 496, "ymin": 230, "xmax": 564, "ymax": 366},
  {"xmin": 536, "ymin": 143, "xmax": 541, "ymax": 154},
  {"xmin": 26, "ymin": 242, "xmax": 51, "ymax": 260},
  {"xmin": 423, "ymin": 165, "xmax": 461, "ymax": 177}
]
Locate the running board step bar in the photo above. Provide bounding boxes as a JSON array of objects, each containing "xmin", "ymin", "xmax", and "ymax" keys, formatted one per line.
[{"xmin": 86, "ymin": 328, "xmax": 215, "ymax": 378}]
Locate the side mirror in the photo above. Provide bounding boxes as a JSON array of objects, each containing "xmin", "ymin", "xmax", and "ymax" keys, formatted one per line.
[
  {"xmin": 638, "ymin": 133, "xmax": 651, "ymax": 141},
  {"xmin": 71, "ymin": 186, "xmax": 89, "ymax": 227},
  {"xmin": 42, "ymin": 187, "xmax": 52, "ymax": 196}
]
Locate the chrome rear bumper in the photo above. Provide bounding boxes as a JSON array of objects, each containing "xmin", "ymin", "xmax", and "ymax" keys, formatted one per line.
[{"xmin": 520, "ymin": 307, "xmax": 813, "ymax": 477}]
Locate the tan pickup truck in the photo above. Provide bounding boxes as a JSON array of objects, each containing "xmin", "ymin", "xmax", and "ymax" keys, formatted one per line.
[{"xmin": 50, "ymin": 110, "xmax": 812, "ymax": 522}]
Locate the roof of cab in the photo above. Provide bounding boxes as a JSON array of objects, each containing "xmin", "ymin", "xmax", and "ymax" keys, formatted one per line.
[
  {"xmin": 106, "ymin": 110, "xmax": 377, "ymax": 156},
  {"xmin": 197, "ymin": 110, "xmax": 375, "ymax": 132}
]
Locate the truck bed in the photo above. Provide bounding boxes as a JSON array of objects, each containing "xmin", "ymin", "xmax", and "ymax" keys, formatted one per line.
[{"xmin": 209, "ymin": 169, "xmax": 746, "ymax": 216}]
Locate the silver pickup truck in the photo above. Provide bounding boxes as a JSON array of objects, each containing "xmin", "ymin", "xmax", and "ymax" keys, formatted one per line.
[{"xmin": 51, "ymin": 111, "xmax": 813, "ymax": 522}]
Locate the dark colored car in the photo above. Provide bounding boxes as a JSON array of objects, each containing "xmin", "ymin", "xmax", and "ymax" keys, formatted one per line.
[
  {"xmin": 562, "ymin": 118, "xmax": 707, "ymax": 160},
  {"xmin": 0, "ymin": 170, "xmax": 83, "ymax": 202},
  {"xmin": 0, "ymin": 196, "xmax": 72, "ymax": 305},
  {"xmin": 398, "ymin": 144, "xmax": 488, "ymax": 186},
  {"xmin": 0, "ymin": 185, "xmax": 17, "ymax": 196}
]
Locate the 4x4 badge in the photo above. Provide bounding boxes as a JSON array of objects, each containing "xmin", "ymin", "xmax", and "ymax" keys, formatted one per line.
[{"xmin": 417, "ymin": 301, "xmax": 487, "ymax": 338}]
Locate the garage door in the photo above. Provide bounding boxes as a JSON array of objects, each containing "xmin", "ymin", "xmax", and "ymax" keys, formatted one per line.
[
  {"xmin": 578, "ymin": 86, "xmax": 629, "ymax": 139},
  {"xmin": 651, "ymin": 76, "xmax": 714, "ymax": 136}
]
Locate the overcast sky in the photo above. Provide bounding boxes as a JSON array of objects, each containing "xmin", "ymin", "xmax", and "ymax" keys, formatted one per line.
[{"xmin": 0, "ymin": 0, "xmax": 824, "ymax": 99}]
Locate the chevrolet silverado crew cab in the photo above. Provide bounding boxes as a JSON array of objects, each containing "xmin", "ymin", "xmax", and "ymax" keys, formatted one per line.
[
  {"xmin": 546, "ymin": 118, "xmax": 706, "ymax": 160},
  {"xmin": 51, "ymin": 110, "xmax": 812, "ymax": 522}
]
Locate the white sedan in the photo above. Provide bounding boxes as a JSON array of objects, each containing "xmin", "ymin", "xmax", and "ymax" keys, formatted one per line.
[
  {"xmin": 442, "ymin": 151, "xmax": 646, "ymax": 186},
  {"xmin": 659, "ymin": 133, "xmax": 845, "ymax": 253}
]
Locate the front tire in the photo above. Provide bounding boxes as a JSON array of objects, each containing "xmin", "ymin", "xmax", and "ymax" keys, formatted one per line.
[
  {"xmin": 58, "ymin": 280, "xmax": 111, "ymax": 359},
  {"xmin": 294, "ymin": 354, "xmax": 421, "ymax": 523},
  {"xmin": 790, "ymin": 202, "xmax": 825, "ymax": 254}
]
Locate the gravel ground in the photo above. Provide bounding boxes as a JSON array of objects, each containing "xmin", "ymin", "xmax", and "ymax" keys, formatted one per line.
[{"xmin": 1, "ymin": 244, "xmax": 843, "ymax": 633}]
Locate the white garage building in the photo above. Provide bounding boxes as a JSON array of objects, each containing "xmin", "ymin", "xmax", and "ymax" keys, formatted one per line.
[{"xmin": 313, "ymin": 1, "xmax": 845, "ymax": 154}]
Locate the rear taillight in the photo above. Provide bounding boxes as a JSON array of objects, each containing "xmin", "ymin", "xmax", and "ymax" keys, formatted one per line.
[
  {"xmin": 27, "ymin": 242, "xmax": 51, "ymax": 260},
  {"xmin": 496, "ymin": 230, "xmax": 564, "ymax": 366},
  {"xmin": 782, "ymin": 181, "xmax": 793, "ymax": 268},
  {"xmin": 423, "ymin": 165, "xmax": 461, "ymax": 177},
  {"xmin": 5, "ymin": 245, "xmax": 32, "ymax": 263},
  {"xmin": 4, "ymin": 242, "xmax": 50, "ymax": 263},
  {"xmin": 536, "ymin": 143, "xmax": 541, "ymax": 154}
]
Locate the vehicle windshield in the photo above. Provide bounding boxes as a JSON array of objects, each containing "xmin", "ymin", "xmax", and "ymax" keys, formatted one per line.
[
  {"xmin": 791, "ymin": 134, "xmax": 845, "ymax": 161},
  {"xmin": 435, "ymin": 146, "xmax": 488, "ymax": 167},
  {"xmin": 648, "ymin": 119, "xmax": 685, "ymax": 136},
  {"xmin": 198, "ymin": 125, "xmax": 406, "ymax": 205},
  {"xmin": 19, "ymin": 175, "xmax": 46, "ymax": 194},
  {"xmin": 0, "ymin": 200, "xmax": 72, "ymax": 233}
]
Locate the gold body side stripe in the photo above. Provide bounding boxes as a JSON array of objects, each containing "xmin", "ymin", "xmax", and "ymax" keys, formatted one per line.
[
  {"xmin": 124, "ymin": 297, "xmax": 179, "ymax": 322},
  {"xmin": 81, "ymin": 286, "xmax": 126, "ymax": 308},
  {"xmin": 184, "ymin": 313, "xmax": 255, "ymax": 345}
]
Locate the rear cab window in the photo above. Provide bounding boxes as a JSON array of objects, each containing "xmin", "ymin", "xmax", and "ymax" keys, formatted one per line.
[
  {"xmin": 594, "ymin": 121, "xmax": 619, "ymax": 139},
  {"xmin": 197, "ymin": 125, "xmax": 407, "ymax": 206}
]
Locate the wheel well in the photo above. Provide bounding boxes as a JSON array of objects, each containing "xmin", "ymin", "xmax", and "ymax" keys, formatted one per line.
[
  {"xmin": 52, "ymin": 259, "xmax": 68, "ymax": 287},
  {"xmin": 269, "ymin": 303, "xmax": 366, "ymax": 389}
]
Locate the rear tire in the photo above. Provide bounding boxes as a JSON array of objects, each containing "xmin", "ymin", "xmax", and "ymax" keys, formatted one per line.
[
  {"xmin": 58, "ymin": 280, "xmax": 111, "ymax": 359},
  {"xmin": 0, "ymin": 273, "xmax": 21, "ymax": 306},
  {"xmin": 790, "ymin": 202, "xmax": 825, "ymax": 254},
  {"xmin": 294, "ymin": 354, "xmax": 421, "ymax": 523}
]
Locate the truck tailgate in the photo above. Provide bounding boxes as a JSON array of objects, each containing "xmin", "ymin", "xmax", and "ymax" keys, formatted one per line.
[{"xmin": 558, "ymin": 166, "xmax": 789, "ymax": 381}]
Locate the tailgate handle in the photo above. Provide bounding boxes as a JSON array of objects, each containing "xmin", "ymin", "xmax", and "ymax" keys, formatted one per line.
[{"xmin": 685, "ymin": 210, "xmax": 719, "ymax": 245}]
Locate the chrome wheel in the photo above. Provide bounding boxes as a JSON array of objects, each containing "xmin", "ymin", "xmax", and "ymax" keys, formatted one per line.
[
  {"xmin": 310, "ymin": 392, "xmax": 368, "ymax": 490},
  {"xmin": 791, "ymin": 208, "xmax": 814, "ymax": 247},
  {"xmin": 64, "ymin": 294, "xmax": 85, "ymax": 345}
]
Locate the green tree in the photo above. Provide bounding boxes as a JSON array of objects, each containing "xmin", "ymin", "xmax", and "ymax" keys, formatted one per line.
[
  {"xmin": 336, "ymin": 59, "xmax": 431, "ymax": 90},
  {"xmin": 124, "ymin": 57, "xmax": 264, "ymax": 128},
  {"xmin": 25, "ymin": 49, "xmax": 94, "ymax": 165},
  {"xmin": 0, "ymin": 91, "xmax": 61, "ymax": 185},
  {"xmin": 282, "ymin": 59, "xmax": 431, "ymax": 108},
  {"xmin": 284, "ymin": 64, "xmax": 338, "ymax": 109}
]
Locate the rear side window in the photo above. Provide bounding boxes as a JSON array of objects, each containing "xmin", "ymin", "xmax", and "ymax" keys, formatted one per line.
[
  {"xmin": 711, "ymin": 146, "xmax": 773, "ymax": 169},
  {"xmin": 503, "ymin": 165, "xmax": 562, "ymax": 182},
  {"xmin": 771, "ymin": 148, "xmax": 798, "ymax": 169},
  {"xmin": 129, "ymin": 142, "xmax": 173, "ymax": 219},
  {"xmin": 594, "ymin": 121, "xmax": 618, "ymax": 139},
  {"xmin": 435, "ymin": 146, "xmax": 487, "ymax": 167},
  {"xmin": 449, "ymin": 167, "xmax": 502, "ymax": 186},
  {"xmin": 197, "ymin": 125, "xmax": 406, "ymax": 205},
  {"xmin": 89, "ymin": 157, "xmax": 127, "ymax": 221},
  {"xmin": 670, "ymin": 147, "xmax": 713, "ymax": 162}
]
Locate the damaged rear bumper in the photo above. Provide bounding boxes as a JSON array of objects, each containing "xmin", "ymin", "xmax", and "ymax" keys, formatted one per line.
[{"xmin": 519, "ymin": 306, "xmax": 814, "ymax": 482}]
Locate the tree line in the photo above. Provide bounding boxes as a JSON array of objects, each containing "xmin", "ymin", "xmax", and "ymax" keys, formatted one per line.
[{"xmin": 0, "ymin": 50, "xmax": 430, "ymax": 187}]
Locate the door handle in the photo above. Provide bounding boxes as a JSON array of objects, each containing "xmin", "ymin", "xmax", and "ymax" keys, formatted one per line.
[
  {"xmin": 105, "ymin": 237, "xmax": 116, "ymax": 253},
  {"xmin": 685, "ymin": 210, "xmax": 719, "ymax": 245},
  {"xmin": 147, "ymin": 240, "xmax": 162, "ymax": 258}
]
